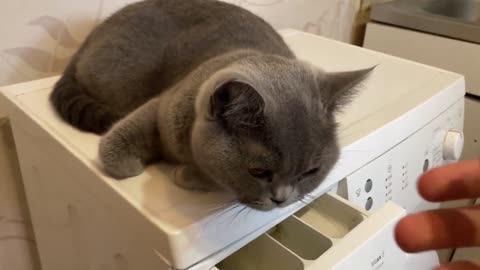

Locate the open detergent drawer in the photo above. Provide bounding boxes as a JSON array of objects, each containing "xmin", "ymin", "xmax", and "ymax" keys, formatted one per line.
[{"xmin": 212, "ymin": 193, "xmax": 408, "ymax": 270}]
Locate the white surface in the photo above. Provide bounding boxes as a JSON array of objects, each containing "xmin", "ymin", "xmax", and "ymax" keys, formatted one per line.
[
  {"xmin": 0, "ymin": 30, "xmax": 465, "ymax": 269},
  {"xmin": 364, "ymin": 22, "xmax": 480, "ymax": 96},
  {"xmin": 0, "ymin": 119, "xmax": 39, "ymax": 270}
]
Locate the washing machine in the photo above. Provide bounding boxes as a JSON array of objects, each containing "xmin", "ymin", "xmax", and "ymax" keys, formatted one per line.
[{"xmin": 0, "ymin": 29, "xmax": 465, "ymax": 270}]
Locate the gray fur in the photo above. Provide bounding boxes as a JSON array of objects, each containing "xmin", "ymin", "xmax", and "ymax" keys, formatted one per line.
[{"xmin": 51, "ymin": 0, "xmax": 373, "ymax": 210}]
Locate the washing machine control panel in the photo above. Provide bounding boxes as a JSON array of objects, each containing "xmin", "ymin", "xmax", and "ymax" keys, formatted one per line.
[{"xmin": 337, "ymin": 99, "xmax": 464, "ymax": 213}]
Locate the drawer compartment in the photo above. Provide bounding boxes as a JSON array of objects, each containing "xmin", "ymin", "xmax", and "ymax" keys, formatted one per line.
[
  {"xmin": 215, "ymin": 234, "xmax": 303, "ymax": 270},
  {"xmin": 294, "ymin": 193, "xmax": 365, "ymax": 238},
  {"xmin": 267, "ymin": 216, "xmax": 332, "ymax": 260},
  {"xmin": 214, "ymin": 193, "xmax": 407, "ymax": 270}
]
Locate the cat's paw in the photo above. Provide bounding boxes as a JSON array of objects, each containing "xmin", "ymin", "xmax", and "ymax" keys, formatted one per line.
[
  {"xmin": 101, "ymin": 156, "xmax": 144, "ymax": 179},
  {"xmin": 99, "ymin": 139, "xmax": 145, "ymax": 179},
  {"xmin": 173, "ymin": 165, "xmax": 218, "ymax": 191}
]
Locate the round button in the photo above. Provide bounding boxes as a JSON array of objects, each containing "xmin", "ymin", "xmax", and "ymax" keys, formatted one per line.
[
  {"xmin": 365, "ymin": 179, "xmax": 373, "ymax": 193},
  {"xmin": 365, "ymin": 197, "xmax": 373, "ymax": 211},
  {"xmin": 443, "ymin": 130, "xmax": 464, "ymax": 160},
  {"xmin": 423, "ymin": 159, "xmax": 430, "ymax": 172}
]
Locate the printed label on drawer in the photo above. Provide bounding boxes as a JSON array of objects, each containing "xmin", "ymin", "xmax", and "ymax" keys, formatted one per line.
[
  {"xmin": 306, "ymin": 202, "xmax": 408, "ymax": 270},
  {"xmin": 333, "ymin": 233, "xmax": 405, "ymax": 268}
]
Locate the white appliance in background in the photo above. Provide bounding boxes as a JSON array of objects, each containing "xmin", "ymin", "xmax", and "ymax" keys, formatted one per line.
[
  {"xmin": 363, "ymin": 0, "xmax": 480, "ymax": 162},
  {"xmin": 0, "ymin": 29, "xmax": 464, "ymax": 270},
  {"xmin": 363, "ymin": 2, "xmax": 478, "ymax": 262}
]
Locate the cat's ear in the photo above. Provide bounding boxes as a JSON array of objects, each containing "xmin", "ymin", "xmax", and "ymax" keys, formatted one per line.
[
  {"xmin": 320, "ymin": 66, "xmax": 375, "ymax": 113},
  {"xmin": 209, "ymin": 81, "xmax": 265, "ymax": 130}
]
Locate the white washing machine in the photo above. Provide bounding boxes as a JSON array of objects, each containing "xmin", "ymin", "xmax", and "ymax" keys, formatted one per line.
[
  {"xmin": 363, "ymin": 3, "xmax": 480, "ymax": 261},
  {"xmin": 0, "ymin": 30, "xmax": 465, "ymax": 270}
]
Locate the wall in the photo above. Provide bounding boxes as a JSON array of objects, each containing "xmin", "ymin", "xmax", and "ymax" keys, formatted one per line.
[
  {"xmin": 0, "ymin": 0, "xmax": 362, "ymax": 269},
  {"xmin": 0, "ymin": 0, "xmax": 361, "ymax": 87},
  {"xmin": 354, "ymin": 0, "xmax": 393, "ymax": 44}
]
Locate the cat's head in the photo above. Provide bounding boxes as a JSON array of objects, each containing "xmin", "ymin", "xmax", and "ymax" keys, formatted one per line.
[{"xmin": 192, "ymin": 55, "xmax": 373, "ymax": 210}]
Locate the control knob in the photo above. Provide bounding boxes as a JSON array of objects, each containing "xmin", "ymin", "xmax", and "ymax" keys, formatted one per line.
[{"xmin": 443, "ymin": 130, "xmax": 464, "ymax": 161}]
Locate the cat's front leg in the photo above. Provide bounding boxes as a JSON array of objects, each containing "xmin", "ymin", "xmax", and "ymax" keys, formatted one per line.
[
  {"xmin": 99, "ymin": 99, "xmax": 161, "ymax": 179},
  {"xmin": 173, "ymin": 165, "xmax": 221, "ymax": 191}
]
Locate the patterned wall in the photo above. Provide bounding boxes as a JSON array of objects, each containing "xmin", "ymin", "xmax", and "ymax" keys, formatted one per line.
[{"xmin": 0, "ymin": 0, "xmax": 360, "ymax": 87}]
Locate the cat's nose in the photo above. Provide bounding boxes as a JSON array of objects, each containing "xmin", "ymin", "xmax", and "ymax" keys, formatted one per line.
[{"xmin": 271, "ymin": 185, "xmax": 293, "ymax": 205}]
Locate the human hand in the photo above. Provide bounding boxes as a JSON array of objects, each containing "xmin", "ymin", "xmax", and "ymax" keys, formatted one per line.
[{"xmin": 395, "ymin": 160, "xmax": 480, "ymax": 270}]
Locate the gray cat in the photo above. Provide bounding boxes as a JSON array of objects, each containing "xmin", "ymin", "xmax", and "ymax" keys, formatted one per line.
[{"xmin": 50, "ymin": 0, "xmax": 373, "ymax": 210}]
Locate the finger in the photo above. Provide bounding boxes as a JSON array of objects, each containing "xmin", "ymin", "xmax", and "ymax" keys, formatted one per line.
[
  {"xmin": 435, "ymin": 260, "xmax": 480, "ymax": 270},
  {"xmin": 395, "ymin": 206, "xmax": 480, "ymax": 252},
  {"xmin": 419, "ymin": 160, "xmax": 480, "ymax": 201}
]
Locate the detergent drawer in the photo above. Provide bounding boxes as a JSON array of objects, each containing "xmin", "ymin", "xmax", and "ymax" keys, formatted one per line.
[{"xmin": 212, "ymin": 193, "xmax": 409, "ymax": 270}]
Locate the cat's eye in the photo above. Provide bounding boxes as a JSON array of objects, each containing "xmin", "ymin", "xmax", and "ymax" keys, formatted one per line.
[
  {"xmin": 248, "ymin": 168, "xmax": 273, "ymax": 182},
  {"xmin": 302, "ymin": 167, "xmax": 320, "ymax": 177}
]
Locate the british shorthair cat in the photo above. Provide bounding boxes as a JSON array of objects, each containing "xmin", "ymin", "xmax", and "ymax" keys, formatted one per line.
[{"xmin": 50, "ymin": 0, "xmax": 373, "ymax": 210}]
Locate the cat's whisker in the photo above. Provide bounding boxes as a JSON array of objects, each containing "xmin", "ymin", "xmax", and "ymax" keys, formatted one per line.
[
  {"xmin": 198, "ymin": 200, "xmax": 242, "ymax": 235},
  {"xmin": 304, "ymin": 193, "xmax": 317, "ymax": 199},
  {"xmin": 298, "ymin": 198, "xmax": 311, "ymax": 207},
  {"xmin": 246, "ymin": 208, "xmax": 253, "ymax": 219},
  {"xmin": 204, "ymin": 202, "xmax": 242, "ymax": 228},
  {"xmin": 199, "ymin": 198, "xmax": 239, "ymax": 214},
  {"xmin": 203, "ymin": 202, "xmax": 237, "ymax": 213},
  {"xmin": 303, "ymin": 194, "xmax": 320, "ymax": 203},
  {"xmin": 233, "ymin": 205, "xmax": 249, "ymax": 222},
  {"xmin": 299, "ymin": 200, "xmax": 318, "ymax": 211},
  {"xmin": 226, "ymin": 204, "xmax": 247, "ymax": 226},
  {"xmin": 217, "ymin": 205, "xmax": 237, "ymax": 226}
]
